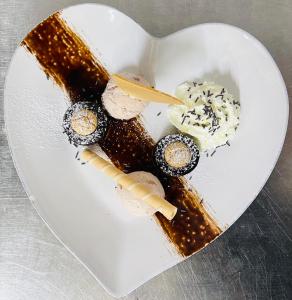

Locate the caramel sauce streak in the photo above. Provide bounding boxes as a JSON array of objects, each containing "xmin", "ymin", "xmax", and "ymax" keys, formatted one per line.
[
  {"xmin": 22, "ymin": 13, "xmax": 109, "ymax": 102},
  {"xmin": 22, "ymin": 13, "xmax": 221, "ymax": 257}
]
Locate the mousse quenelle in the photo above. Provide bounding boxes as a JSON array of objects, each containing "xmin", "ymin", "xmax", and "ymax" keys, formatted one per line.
[
  {"xmin": 102, "ymin": 73, "xmax": 150, "ymax": 120},
  {"xmin": 117, "ymin": 171, "xmax": 165, "ymax": 217}
]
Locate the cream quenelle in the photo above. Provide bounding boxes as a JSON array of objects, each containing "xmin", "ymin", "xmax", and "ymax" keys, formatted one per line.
[
  {"xmin": 168, "ymin": 81, "xmax": 240, "ymax": 151},
  {"xmin": 117, "ymin": 171, "xmax": 165, "ymax": 217}
]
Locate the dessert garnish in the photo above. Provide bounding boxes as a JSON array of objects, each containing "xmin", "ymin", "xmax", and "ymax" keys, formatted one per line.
[
  {"xmin": 112, "ymin": 74, "xmax": 183, "ymax": 105},
  {"xmin": 102, "ymin": 73, "xmax": 150, "ymax": 120},
  {"xmin": 168, "ymin": 81, "xmax": 240, "ymax": 151},
  {"xmin": 63, "ymin": 102, "xmax": 108, "ymax": 146},
  {"xmin": 81, "ymin": 149, "xmax": 177, "ymax": 220},
  {"xmin": 154, "ymin": 134, "xmax": 200, "ymax": 177}
]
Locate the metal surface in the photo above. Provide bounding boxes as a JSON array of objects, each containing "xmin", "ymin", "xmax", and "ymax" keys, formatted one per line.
[{"xmin": 0, "ymin": 0, "xmax": 291, "ymax": 299}]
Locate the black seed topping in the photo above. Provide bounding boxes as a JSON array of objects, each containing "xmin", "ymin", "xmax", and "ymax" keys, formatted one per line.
[
  {"xmin": 188, "ymin": 108, "xmax": 196, "ymax": 115},
  {"xmin": 207, "ymin": 90, "xmax": 213, "ymax": 97},
  {"xmin": 181, "ymin": 115, "xmax": 190, "ymax": 125},
  {"xmin": 215, "ymin": 94, "xmax": 224, "ymax": 99}
]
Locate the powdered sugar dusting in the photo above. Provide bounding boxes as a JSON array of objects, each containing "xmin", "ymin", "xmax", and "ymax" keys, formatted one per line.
[{"xmin": 5, "ymin": 86, "xmax": 68, "ymax": 150}]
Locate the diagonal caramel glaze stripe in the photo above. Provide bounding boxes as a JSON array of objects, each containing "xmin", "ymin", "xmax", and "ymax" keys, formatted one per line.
[
  {"xmin": 22, "ymin": 12, "xmax": 221, "ymax": 257},
  {"xmin": 21, "ymin": 13, "xmax": 110, "ymax": 102}
]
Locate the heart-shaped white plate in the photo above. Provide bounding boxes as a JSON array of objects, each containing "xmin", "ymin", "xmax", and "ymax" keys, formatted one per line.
[{"xmin": 4, "ymin": 3, "xmax": 288, "ymax": 297}]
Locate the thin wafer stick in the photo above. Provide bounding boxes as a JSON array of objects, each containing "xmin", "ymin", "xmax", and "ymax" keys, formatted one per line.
[
  {"xmin": 81, "ymin": 149, "xmax": 177, "ymax": 220},
  {"xmin": 112, "ymin": 74, "xmax": 184, "ymax": 105}
]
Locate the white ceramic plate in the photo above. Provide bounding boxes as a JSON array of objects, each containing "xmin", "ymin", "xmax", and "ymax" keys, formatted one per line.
[{"xmin": 4, "ymin": 4, "xmax": 288, "ymax": 297}]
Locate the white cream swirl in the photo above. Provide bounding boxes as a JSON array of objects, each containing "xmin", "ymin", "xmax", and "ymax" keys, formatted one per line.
[{"xmin": 167, "ymin": 81, "xmax": 240, "ymax": 151}]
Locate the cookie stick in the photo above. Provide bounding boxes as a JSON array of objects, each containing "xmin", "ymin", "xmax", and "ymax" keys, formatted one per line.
[{"xmin": 81, "ymin": 149, "xmax": 177, "ymax": 220}]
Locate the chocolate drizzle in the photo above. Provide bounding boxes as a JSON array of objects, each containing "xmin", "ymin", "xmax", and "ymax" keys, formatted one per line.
[{"xmin": 22, "ymin": 13, "xmax": 221, "ymax": 256}]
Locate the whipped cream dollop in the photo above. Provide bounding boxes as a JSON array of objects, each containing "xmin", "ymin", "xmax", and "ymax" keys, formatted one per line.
[{"xmin": 168, "ymin": 81, "xmax": 240, "ymax": 151}]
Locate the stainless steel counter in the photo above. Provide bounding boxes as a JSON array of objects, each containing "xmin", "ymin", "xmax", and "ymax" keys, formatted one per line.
[{"xmin": 0, "ymin": 1, "xmax": 291, "ymax": 299}]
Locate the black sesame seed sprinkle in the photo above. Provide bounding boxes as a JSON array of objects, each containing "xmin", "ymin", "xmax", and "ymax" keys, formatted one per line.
[
  {"xmin": 215, "ymin": 94, "xmax": 224, "ymax": 99},
  {"xmin": 216, "ymin": 143, "xmax": 226, "ymax": 150},
  {"xmin": 207, "ymin": 90, "xmax": 213, "ymax": 97},
  {"xmin": 181, "ymin": 115, "xmax": 190, "ymax": 125},
  {"xmin": 188, "ymin": 108, "xmax": 196, "ymax": 115}
]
